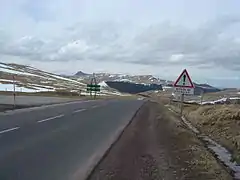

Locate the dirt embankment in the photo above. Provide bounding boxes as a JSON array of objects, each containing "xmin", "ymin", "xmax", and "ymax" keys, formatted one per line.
[{"xmin": 88, "ymin": 101, "xmax": 231, "ymax": 180}]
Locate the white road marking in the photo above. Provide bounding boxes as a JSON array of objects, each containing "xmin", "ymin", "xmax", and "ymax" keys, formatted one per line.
[
  {"xmin": 37, "ymin": 114, "xmax": 64, "ymax": 123},
  {"xmin": 0, "ymin": 100, "xmax": 99, "ymax": 116},
  {"xmin": 91, "ymin": 105, "xmax": 99, "ymax": 108},
  {"xmin": 73, "ymin": 109, "xmax": 86, "ymax": 113},
  {"xmin": 0, "ymin": 127, "xmax": 20, "ymax": 134}
]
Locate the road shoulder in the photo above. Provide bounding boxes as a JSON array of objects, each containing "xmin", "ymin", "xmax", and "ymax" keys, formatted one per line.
[{"xmin": 88, "ymin": 101, "xmax": 231, "ymax": 180}]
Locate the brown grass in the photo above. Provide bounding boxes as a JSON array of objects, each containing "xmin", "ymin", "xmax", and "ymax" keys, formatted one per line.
[
  {"xmin": 179, "ymin": 104, "xmax": 240, "ymax": 163},
  {"xmin": 146, "ymin": 90, "xmax": 240, "ymax": 163}
]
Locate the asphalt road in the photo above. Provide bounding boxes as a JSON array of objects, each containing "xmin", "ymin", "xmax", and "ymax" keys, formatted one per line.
[
  {"xmin": 0, "ymin": 99, "xmax": 143, "ymax": 180},
  {"xmin": 0, "ymin": 95, "xmax": 79, "ymax": 106}
]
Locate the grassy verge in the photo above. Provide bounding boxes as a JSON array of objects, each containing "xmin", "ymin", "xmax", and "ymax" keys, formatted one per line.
[
  {"xmin": 170, "ymin": 101, "xmax": 240, "ymax": 164},
  {"xmin": 148, "ymin": 92, "xmax": 240, "ymax": 165}
]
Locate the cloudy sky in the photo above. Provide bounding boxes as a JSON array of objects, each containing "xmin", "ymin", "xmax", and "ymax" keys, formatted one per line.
[{"xmin": 1, "ymin": 0, "xmax": 240, "ymax": 87}]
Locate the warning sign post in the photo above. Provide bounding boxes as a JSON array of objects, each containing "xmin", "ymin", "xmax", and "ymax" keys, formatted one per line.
[
  {"xmin": 173, "ymin": 69, "xmax": 194, "ymax": 115},
  {"xmin": 174, "ymin": 87, "xmax": 194, "ymax": 95}
]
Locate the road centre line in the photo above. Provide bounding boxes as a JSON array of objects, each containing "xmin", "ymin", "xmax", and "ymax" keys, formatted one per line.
[
  {"xmin": 0, "ymin": 100, "xmax": 98, "ymax": 116},
  {"xmin": 73, "ymin": 109, "xmax": 86, "ymax": 113},
  {"xmin": 0, "ymin": 127, "xmax": 20, "ymax": 134},
  {"xmin": 37, "ymin": 114, "xmax": 64, "ymax": 123}
]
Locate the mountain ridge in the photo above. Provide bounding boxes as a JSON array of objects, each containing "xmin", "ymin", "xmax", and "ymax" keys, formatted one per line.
[
  {"xmin": 72, "ymin": 70, "xmax": 221, "ymax": 95},
  {"xmin": 0, "ymin": 62, "xmax": 223, "ymax": 96}
]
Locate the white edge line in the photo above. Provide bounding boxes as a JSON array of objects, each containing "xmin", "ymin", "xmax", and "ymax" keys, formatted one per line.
[
  {"xmin": 0, "ymin": 127, "xmax": 20, "ymax": 134},
  {"xmin": 73, "ymin": 109, "xmax": 86, "ymax": 113},
  {"xmin": 37, "ymin": 114, "xmax": 64, "ymax": 123}
]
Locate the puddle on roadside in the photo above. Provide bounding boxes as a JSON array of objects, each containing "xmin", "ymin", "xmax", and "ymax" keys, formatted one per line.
[
  {"xmin": 200, "ymin": 135, "xmax": 240, "ymax": 180},
  {"xmin": 181, "ymin": 116, "xmax": 240, "ymax": 179}
]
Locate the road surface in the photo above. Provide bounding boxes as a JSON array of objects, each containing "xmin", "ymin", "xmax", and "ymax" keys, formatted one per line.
[{"xmin": 0, "ymin": 99, "xmax": 143, "ymax": 180}]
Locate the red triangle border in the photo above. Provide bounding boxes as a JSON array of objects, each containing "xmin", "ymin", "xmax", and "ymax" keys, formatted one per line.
[{"xmin": 173, "ymin": 69, "xmax": 194, "ymax": 88}]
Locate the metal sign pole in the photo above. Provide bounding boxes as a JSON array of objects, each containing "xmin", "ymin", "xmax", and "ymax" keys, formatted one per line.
[
  {"xmin": 93, "ymin": 73, "xmax": 97, "ymax": 99},
  {"xmin": 180, "ymin": 93, "xmax": 184, "ymax": 116},
  {"xmin": 94, "ymin": 89, "xmax": 96, "ymax": 99},
  {"xmin": 90, "ymin": 84, "xmax": 92, "ymax": 98},
  {"xmin": 200, "ymin": 89, "xmax": 204, "ymax": 105},
  {"xmin": 13, "ymin": 75, "xmax": 16, "ymax": 108}
]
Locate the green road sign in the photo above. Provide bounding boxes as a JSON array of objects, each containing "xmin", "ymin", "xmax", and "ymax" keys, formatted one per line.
[
  {"xmin": 87, "ymin": 84, "xmax": 100, "ymax": 88},
  {"xmin": 87, "ymin": 84, "xmax": 100, "ymax": 92}
]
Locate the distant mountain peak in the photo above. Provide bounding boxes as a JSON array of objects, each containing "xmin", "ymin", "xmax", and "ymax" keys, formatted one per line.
[{"xmin": 74, "ymin": 71, "xmax": 89, "ymax": 76}]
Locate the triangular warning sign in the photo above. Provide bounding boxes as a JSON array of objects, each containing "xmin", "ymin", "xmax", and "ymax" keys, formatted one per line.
[{"xmin": 174, "ymin": 69, "xmax": 194, "ymax": 88}]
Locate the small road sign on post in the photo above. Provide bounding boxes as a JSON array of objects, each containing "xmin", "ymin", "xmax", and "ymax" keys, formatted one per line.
[
  {"xmin": 86, "ymin": 73, "xmax": 100, "ymax": 99},
  {"xmin": 87, "ymin": 84, "xmax": 100, "ymax": 99},
  {"xmin": 87, "ymin": 84, "xmax": 100, "ymax": 92},
  {"xmin": 173, "ymin": 69, "xmax": 194, "ymax": 116}
]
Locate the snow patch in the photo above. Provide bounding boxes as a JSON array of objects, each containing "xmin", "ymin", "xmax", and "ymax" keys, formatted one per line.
[
  {"xmin": 0, "ymin": 64, "xmax": 14, "ymax": 69},
  {"xmin": 201, "ymin": 97, "xmax": 240, "ymax": 105},
  {"xmin": 44, "ymin": 73, "xmax": 85, "ymax": 85},
  {"xmin": 27, "ymin": 83, "xmax": 55, "ymax": 90},
  {"xmin": 98, "ymin": 81, "xmax": 108, "ymax": 87},
  {"xmin": 0, "ymin": 79, "xmax": 14, "ymax": 82},
  {"xmin": 162, "ymin": 86, "xmax": 174, "ymax": 91},
  {"xmin": 114, "ymin": 78, "xmax": 133, "ymax": 83},
  {"xmin": 186, "ymin": 97, "xmax": 240, "ymax": 105},
  {"xmin": 0, "ymin": 67, "xmax": 50, "ymax": 79},
  {"xmin": 0, "ymin": 83, "xmax": 53, "ymax": 92}
]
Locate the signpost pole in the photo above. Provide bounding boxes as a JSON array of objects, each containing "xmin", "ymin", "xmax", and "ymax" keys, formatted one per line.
[
  {"xmin": 200, "ymin": 89, "xmax": 204, "ymax": 105},
  {"xmin": 13, "ymin": 75, "xmax": 16, "ymax": 109},
  {"xmin": 180, "ymin": 93, "xmax": 184, "ymax": 116},
  {"xmin": 93, "ymin": 73, "xmax": 97, "ymax": 99},
  {"xmin": 90, "ymin": 84, "xmax": 92, "ymax": 98}
]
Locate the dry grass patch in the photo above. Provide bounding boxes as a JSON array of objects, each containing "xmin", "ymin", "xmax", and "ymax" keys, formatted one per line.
[{"xmin": 181, "ymin": 104, "xmax": 240, "ymax": 163}]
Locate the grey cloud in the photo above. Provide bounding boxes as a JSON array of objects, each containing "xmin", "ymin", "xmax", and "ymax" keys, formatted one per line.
[
  {"xmin": 1, "ymin": 16, "xmax": 240, "ymax": 71},
  {"xmin": 132, "ymin": 17, "xmax": 240, "ymax": 69}
]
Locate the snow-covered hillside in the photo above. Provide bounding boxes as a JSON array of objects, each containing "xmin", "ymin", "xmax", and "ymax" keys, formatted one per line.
[
  {"xmin": 0, "ymin": 62, "xmax": 129, "ymax": 96},
  {"xmin": 0, "ymin": 62, "xmax": 86, "ymax": 93},
  {"xmin": 0, "ymin": 63, "xmax": 76, "ymax": 92}
]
